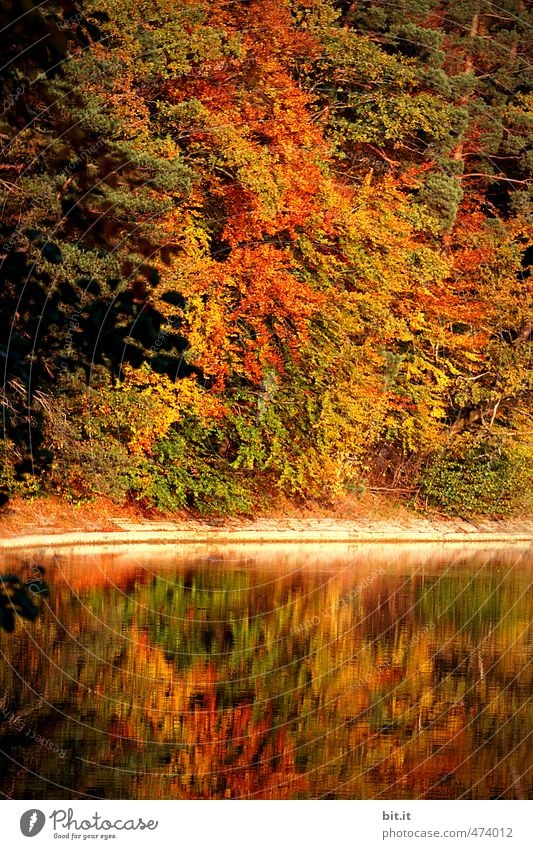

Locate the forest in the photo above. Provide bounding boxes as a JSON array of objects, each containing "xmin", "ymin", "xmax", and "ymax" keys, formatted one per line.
[{"xmin": 0, "ymin": 0, "xmax": 531, "ymax": 517}]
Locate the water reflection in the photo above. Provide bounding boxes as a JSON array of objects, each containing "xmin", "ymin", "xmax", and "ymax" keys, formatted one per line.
[{"xmin": 0, "ymin": 543, "xmax": 531, "ymax": 799}]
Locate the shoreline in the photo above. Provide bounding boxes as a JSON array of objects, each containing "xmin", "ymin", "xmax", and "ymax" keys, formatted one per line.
[{"xmin": 0, "ymin": 516, "xmax": 531, "ymax": 551}]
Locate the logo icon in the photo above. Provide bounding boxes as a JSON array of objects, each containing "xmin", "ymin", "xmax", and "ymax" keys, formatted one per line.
[{"xmin": 20, "ymin": 810, "xmax": 46, "ymax": 837}]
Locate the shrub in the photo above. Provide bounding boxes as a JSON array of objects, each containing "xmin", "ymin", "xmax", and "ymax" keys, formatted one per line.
[
  {"xmin": 419, "ymin": 440, "xmax": 532, "ymax": 516},
  {"xmin": 127, "ymin": 426, "xmax": 254, "ymax": 515}
]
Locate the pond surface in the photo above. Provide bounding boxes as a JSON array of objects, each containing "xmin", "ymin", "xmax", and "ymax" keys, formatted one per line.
[{"xmin": 0, "ymin": 542, "xmax": 531, "ymax": 800}]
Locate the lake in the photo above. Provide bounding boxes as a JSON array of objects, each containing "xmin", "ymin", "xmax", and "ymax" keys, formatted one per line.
[{"xmin": 0, "ymin": 542, "xmax": 531, "ymax": 799}]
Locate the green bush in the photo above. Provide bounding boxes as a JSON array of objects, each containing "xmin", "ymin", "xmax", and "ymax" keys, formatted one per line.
[
  {"xmin": 127, "ymin": 426, "xmax": 254, "ymax": 515},
  {"xmin": 419, "ymin": 441, "xmax": 532, "ymax": 516},
  {"xmin": 0, "ymin": 439, "xmax": 44, "ymax": 499}
]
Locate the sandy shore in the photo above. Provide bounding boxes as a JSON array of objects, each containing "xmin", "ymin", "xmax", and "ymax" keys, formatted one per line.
[{"xmin": 0, "ymin": 515, "xmax": 531, "ymax": 551}]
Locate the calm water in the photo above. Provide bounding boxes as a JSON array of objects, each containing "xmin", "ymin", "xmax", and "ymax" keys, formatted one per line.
[{"xmin": 0, "ymin": 542, "xmax": 531, "ymax": 800}]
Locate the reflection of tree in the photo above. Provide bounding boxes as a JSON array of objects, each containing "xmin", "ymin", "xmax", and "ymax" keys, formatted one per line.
[
  {"xmin": 0, "ymin": 554, "xmax": 530, "ymax": 799},
  {"xmin": 0, "ymin": 572, "xmax": 48, "ymax": 632}
]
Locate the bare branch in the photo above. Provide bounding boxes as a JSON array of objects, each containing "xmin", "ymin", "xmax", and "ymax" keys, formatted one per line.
[{"xmin": 461, "ymin": 173, "xmax": 531, "ymax": 184}]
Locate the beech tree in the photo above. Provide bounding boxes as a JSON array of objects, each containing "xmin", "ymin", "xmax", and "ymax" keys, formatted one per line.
[{"xmin": 0, "ymin": 0, "xmax": 530, "ymax": 513}]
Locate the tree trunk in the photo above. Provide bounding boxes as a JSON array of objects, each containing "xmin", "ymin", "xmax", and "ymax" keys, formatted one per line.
[{"xmin": 452, "ymin": 8, "xmax": 480, "ymax": 164}]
